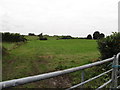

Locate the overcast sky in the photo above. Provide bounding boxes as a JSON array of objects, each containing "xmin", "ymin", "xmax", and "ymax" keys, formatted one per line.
[{"xmin": 0, "ymin": 0, "xmax": 119, "ymax": 37}]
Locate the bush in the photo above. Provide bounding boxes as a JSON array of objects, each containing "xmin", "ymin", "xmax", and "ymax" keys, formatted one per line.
[
  {"xmin": 28, "ymin": 33, "xmax": 35, "ymax": 36},
  {"xmin": 39, "ymin": 37, "xmax": 47, "ymax": 40},
  {"xmin": 38, "ymin": 33, "xmax": 48, "ymax": 40},
  {"xmin": 97, "ymin": 32, "xmax": 120, "ymax": 59}
]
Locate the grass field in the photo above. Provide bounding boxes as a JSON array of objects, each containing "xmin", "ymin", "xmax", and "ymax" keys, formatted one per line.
[{"xmin": 3, "ymin": 36, "xmax": 101, "ymax": 88}]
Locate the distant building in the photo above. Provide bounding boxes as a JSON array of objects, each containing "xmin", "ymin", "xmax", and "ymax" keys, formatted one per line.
[{"xmin": 118, "ymin": 1, "xmax": 120, "ymax": 32}]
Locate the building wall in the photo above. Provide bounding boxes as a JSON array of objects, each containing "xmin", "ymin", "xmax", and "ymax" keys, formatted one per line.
[{"xmin": 118, "ymin": 1, "xmax": 120, "ymax": 32}]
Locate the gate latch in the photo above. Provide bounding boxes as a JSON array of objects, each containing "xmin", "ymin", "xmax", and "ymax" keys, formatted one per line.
[{"xmin": 112, "ymin": 65, "xmax": 120, "ymax": 68}]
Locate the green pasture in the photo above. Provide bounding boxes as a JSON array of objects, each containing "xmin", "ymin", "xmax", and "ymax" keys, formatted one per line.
[{"xmin": 3, "ymin": 36, "xmax": 101, "ymax": 88}]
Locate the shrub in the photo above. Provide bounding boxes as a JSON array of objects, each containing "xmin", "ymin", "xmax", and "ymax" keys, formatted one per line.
[
  {"xmin": 59, "ymin": 36, "xmax": 73, "ymax": 39},
  {"xmin": 38, "ymin": 33, "xmax": 48, "ymax": 40},
  {"xmin": 97, "ymin": 32, "xmax": 120, "ymax": 59},
  {"xmin": 79, "ymin": 37, "xmax": 87, "ymax": 39},
  {"xmin": 39, "ymin": 37, "xmax": 47, "ymax": 40},
  {"xmin": 28, "ymin": 33, "xmax": 35, "ymax": 36}
]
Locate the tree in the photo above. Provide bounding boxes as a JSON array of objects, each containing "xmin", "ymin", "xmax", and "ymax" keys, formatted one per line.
[
  {"xmin": 93, "ymin": 31, "xmax": 100, "ymax": 39},
  {"xmin": 87, "ymin": 34, "xmax": 92, "ymax": 39},
  {"xmin": 99, "ymin": 33, "xmax": 105, "ymax": 39},
  {"xmin": 93, "ymin": 31, "xmax": 105, "ymax": 39}
]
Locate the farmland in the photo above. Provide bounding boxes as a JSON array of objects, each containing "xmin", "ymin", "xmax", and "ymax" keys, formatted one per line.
[{"xmin": 2, "ymin": 36, "xmax": 100, "ymax": 88}]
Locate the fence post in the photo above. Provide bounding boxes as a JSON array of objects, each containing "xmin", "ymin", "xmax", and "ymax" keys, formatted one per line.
[
  {"xmin": 81, "ymin": 70, "xmax": 85, "ymax": 89},
  {"xmin": 111, "ymin": 55, "xmax": 118, "ymax": 89}
]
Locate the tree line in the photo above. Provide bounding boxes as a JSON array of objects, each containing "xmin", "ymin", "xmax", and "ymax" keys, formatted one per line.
[
  {"xmin": 87, "ymin": 31, "xmax": 105, "ymax": 39},
  {"xmin": 28, "ymin": 31, "xmax": 105, "ymax": 40},
  {"xmin": 2, "ymin": 31, "xmax": 105, "ymax": 42}
]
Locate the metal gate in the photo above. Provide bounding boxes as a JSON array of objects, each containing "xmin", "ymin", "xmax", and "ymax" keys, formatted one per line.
[{"xmin": 0, "ymin": 53, "xmax": 120, "ymax": 89}]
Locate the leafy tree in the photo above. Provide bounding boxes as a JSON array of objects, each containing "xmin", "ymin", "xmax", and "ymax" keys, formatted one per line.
[
  {"xmin": 93, "ymin": 31, "xmax": 105, "ymax": 39},
  {"xmin": 87, "ymin": 34, "xmax": 92, "ymax": 39},
  {"xmin": 93, "ymin": 31, "xmax": 100, "ymax": 39},
  {"xmin": 99, "ymin": 33, "xmax": 105, "ymax": 39}
]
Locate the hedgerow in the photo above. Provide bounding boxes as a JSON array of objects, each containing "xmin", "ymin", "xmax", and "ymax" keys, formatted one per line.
[
  {"xmin": 2, "ymin": 32, "xmax": 27, "ymax": 42},
  {"xmin": 97, "ymin": 32, "xmax": 120, "ymax": 59}
]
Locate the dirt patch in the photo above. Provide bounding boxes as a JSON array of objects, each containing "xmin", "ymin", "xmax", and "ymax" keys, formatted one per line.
[
  {"xmin": 15, "ymin": 65, "xmax": 27, "ymax": 69},
  {"xmin": 38, "ymin": 55, "xmax": 53, "ymax": 60},
  {"xmin": 8, "ymin": 42, "xmax": 27, "ymax": 51},
  {"xmin": 91, "ymin": 58, "xmax": 100, "ymax": 62},
  {"xmin": 33, "ymin": 74, "xmax": 72, "ymax": 88},
  {"xmin": 47, "ymin": 75, "xmax": 72, "ymax": 88},
  {"xmin": 37, "ymin": 59, "xmax": 48, "ymax": 64},
  {"xmin": 15, "ymin": 74, "xmax": 72, "ymax": 88},
  {"xmin": 37, "ymin": 55, "xmax": 53, "ymax": 64}
]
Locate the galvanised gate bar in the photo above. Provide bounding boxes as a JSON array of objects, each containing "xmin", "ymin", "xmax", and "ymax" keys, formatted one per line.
[{"xmin": 0, "ymin": 53, "xmax": 120, "ymax": 90}]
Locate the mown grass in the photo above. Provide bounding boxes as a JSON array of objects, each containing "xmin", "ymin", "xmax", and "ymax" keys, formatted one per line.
[{"xmin": 2, "ymin": 36, "xmax": 102, "ymax": 88}]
